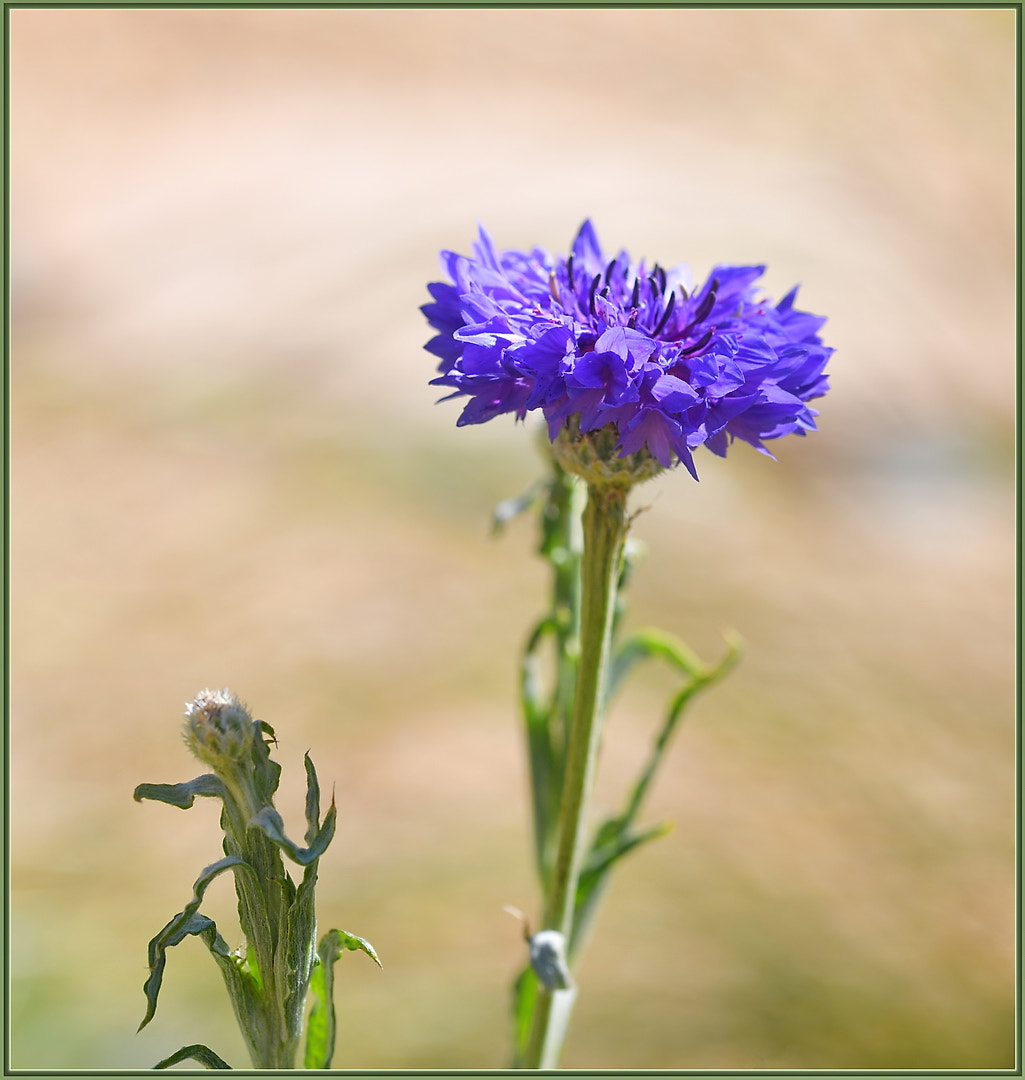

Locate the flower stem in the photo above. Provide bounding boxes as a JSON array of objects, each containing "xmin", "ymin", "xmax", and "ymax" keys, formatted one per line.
[{"xmin": 524, "ymin": 481, "xmax": 629, "ymax": 1069}]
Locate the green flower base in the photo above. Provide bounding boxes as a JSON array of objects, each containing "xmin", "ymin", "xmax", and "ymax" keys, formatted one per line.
[{"xmin": 551, "ymin": 422, "xmax": 664, "ymax": 490}]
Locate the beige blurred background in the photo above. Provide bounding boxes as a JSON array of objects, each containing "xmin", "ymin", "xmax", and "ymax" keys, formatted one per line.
[{"xmin": 9, "ymin": 7, "xmax": 1017, "ymax": 1071}]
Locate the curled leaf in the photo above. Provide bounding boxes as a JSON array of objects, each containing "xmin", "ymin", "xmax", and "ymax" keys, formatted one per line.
[
  {"xmin": 324, "ymin": 927, "xmax": 381, "ymax": 968},
  {"xmin": 139, "ymin": 856, "xmax": 256, "ymax": 1031},
  {"xmin": 249, "ymin": 800, "xmax": 336, "ymax": 866},
  {"xmin": 154, "ymin": 1044, "xmax": 232, "ymax": 1070},
  {"xmin": 140, "ymin": 912, "xmax": 217, "ymax": 1032},
  {"xmin": 133, "ymin": 774, "xmax": 226, "ymax": 809},
  {"xmin": 607, "ymin": 627, "xmax": 705, "ymax": 701},
  {"xmin": 304, "ymin": 929, "xmax": 381, "ymax": 1070}
]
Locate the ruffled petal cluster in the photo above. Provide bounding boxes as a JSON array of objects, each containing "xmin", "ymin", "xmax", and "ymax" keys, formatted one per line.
[{"xmin": 423, "ymin": 221, "xmax": 832, "ymax": 479}]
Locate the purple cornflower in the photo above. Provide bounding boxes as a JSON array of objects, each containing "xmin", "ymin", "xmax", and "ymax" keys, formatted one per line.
[{"xmin": 423, "ymin": 221, "xmax": 832, "ymax": 479}]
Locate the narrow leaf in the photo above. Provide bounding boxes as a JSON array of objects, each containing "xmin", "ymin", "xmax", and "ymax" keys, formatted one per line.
[
  {"xmin": 304, "ymin": 957, "xmax": 332, "ymax": 1070},
  {"xmin": 570, "ymin": 633, "xmax": 742, "ymax": 958},
  {"xmin": 303, "ymin": 752, "xmax": 322, "ymax": 847},
  {"xmin": 139, "ymin": 912, "xmax": 215, "ymax": 1032},
  {"xmin": 249, "ymin": 799, "xmax": 336, "ymax": 866},
  {"xmin": 282, "ymin": 862, "xmax": 319, "ymax": 1041},
  {"xmin": 249, "ymin": 720, "xmax": 282, "ymax": 804},
  {"xmin": 492, "ymin": 480, "xmax": 544, "ymax": 535},
  {"xmin": 520, "ymin": 616, "xmax": 562, "ymax": 882},
  {"xmin": 304, "ymin": 928, "xmax": 381, "ymax": 1069},
  {"xmin": 154, "ymin": 1043, "xmax": 232, "ymax": 1070},
  {"xmin": 618, "ymin": 633, "xmax": 742, "ymax": 829},
  {"xmin": 324, "ymin": 927, "xmax": 382, "ymax": 968},
  {"xmin": 139, "ymin": 856, "xmax": 256, "ymax": 1030},
  {"xmin": 133, "ymin": 774, "xmax": 226, "ymax": 809},
  {"xmin": 607, "ymin": 627, "xmax": 706, "ymax": 701},
  {"xmin": 510, "ymin": 965, "xmax": 539, "ymax": 1068},
  {"xmin": 582, "ymin": 819, "xmax": 674, "ymax": 882},
  {"xmin": 572, "ymin": 820, "xmax": 672, "ymax": 957}
]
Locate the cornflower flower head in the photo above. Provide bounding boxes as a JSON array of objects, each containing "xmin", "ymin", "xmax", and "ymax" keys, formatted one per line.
[{"xmin": 423, "ymin": 220, "xmax": 833, "ymax": 481}]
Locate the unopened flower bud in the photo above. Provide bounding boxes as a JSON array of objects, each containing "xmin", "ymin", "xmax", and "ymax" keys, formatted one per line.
[{"xmin": 183, "ymin": 688, "xmax": 255, "ymax": 770}]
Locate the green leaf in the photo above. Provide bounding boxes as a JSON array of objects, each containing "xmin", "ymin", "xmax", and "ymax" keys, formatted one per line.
[
  {"xmin": 618, "ymin": 634, "xmax": 742, "ymax": 828},
  {"xmin": 520, "ymin": 616, "xmax": 563, "ymax": 882},
  {"xmin": 154, "ymin": 1043, "xmax": 232, "ymax": 1069},
  {"xmin": 139, "ymin": 913, "xmax": 215, "ymax": 1032},
  {"xmin": 537, "ymin": 463, "xmax": 584, "ymax": 563},
  {"xmin": 569, "ymin": 632, "xmax": 742, "ymax": 957},
  {"xmin": 133, "ymin": 774, "xmax": 226, "ymax": 809},
  {"xmin": 304, "ymin": 928, "xmax": 381, "ymax": 1069},
  {"xmin": 282, "ymin": 862, "xmax": 319, "ymax": 1041},
  {"xmin": 303, "ymin": 752, "xmax": 322, "ymax": 847},
  {"xmin": 491, "ymin": 480, "xmax": 545, "ymax": 535},
  {"xmin": 139, "ymin": 856, "xmax": 256, "ymax": 1031},
  {"xmin": 249, "ymin": 721, "xmax": 282, "ymax": 805},
  {"xmin": 327, "ymin": 927, "xmax": 381, "ymax": 967},
  {"xmin": 249, "ymin": 799, "xmax": 336, "ymax": 866},
  {"xmin": 510, "ymin": 965, "xmax": 539, "ymax": 1068},
  {"xmin": 607, "ymin": 627, "xmax": 706, "ymax": 701},
  {"xmin": 582, "ymin": 819, "xmax": 673, "ymax": 881},
  {"xmin": 304, "ymin": 958, "xmax": 332, "ymax": 1070},
  {"xmin": 572, "ymin": 819, "xmax": 672, "ymax": 956}
]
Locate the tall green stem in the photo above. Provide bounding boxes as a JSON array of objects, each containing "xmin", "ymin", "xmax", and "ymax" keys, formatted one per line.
[{"xmin": 524, "ymin": 481, "xmax": 628, "ymax": 1069}]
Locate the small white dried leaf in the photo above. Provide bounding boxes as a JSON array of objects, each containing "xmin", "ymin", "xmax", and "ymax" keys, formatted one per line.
[{"xmin": 528, "ymin": 929, "xmax": 574, "ymax": 992}]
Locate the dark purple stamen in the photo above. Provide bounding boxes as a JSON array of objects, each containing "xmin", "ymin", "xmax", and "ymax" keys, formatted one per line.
[
  {"xmin": 652, "ymin": 290, "xmax": 676, "ymax": 336},
  {"xmin": 687, "ymin": 279, "xmax": 719, "ymax": 330},
  {"xmin": 680, "ymin": 329, "xmax": 714, "ymax": 356},
  {"xmin": 629, "ymin": 277, "xmax": 641, "ymax": 308},
  {"xmin": 604, "ymin": 258, "xmax": 617, "ymax": 284},
  {"xmin": 588, "ymin": 273, "xmax": 601, "ymax": 316},
  {"xmin": 566, "ymin": 255, "xmax": 576, "ymax": 290}
]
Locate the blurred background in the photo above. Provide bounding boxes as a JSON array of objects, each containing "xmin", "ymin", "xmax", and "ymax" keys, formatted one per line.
[{"xmin": 8, "ymin": 7, "xmax": 1017, "ymax": 1071}]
